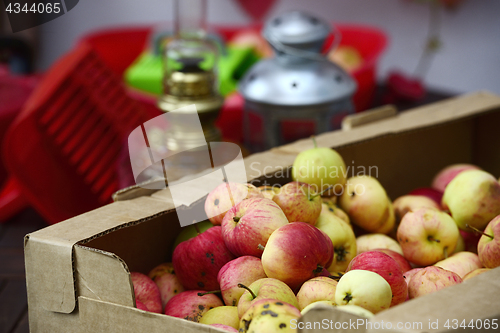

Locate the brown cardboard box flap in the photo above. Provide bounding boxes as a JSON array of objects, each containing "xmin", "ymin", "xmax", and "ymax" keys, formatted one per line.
[
  {"xmin": 79, "ymin": 296, "xmax": 228, "ymax": 333},
  {"xmin": 25, "ymin": 196, "xmax": 173, "ymax": 313}
]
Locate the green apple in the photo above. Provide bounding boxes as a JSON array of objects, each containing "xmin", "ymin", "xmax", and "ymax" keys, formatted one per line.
[
  {"xmin": 199, "ymin": 306, "xmax": 239, "ymax": 329},
  {"xmin": 336, "ymin": 304, "xmax": 374, "ymax": 318},
  {"xmin": 296, "ymin": 276, "xmax": 338, "ymax": 311},
  {"xmin": 237, "ymin": 278, "xmax": 298, "ymax": 318},
  {"xmin": 239, "ymin": 298, "xmax": 301, "ymax": 333},
  {"xmin": 292, "ymin": 138, "xmax": 346, "ymax": 194},
  {"xmin": 173, "ymin": 220, "xmax": 213, "ymax": 250},
  {"xmin": 315, "ymin": 211, "xmax": 356, "ymax": 272},
  {"xmin": 397, "ymin": 208, "xmax": 459, "ymax": 266},
  {"xmin": 339, "ymin": 176, "xmax": 394, "ymax": 233},
  {"xmin": 477, "ymin": 216, "xmax": 500, "ymax": 268},
  {"xmin": 300, "ymin": 300, "xmax": 336, "ymax": 315},
  {"xmin": 442, "ymin": 170, "xmax": 500, "ymax": 231},
  {"xmin": 335, "ymin": 270, "xmax": 392, "ymax": 314}
]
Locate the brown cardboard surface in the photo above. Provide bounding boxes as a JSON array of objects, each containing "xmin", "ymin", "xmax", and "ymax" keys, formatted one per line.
[
  {"xmin": 25, "ymin": 92, "xmax": 500, "ymax": 332},
  {"xmin": 79, "ymin": 296, "xmax": 228, "ymax": 333}
]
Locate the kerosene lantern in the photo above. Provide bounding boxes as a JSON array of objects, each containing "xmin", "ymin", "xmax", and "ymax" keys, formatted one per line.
[
  {"xmin": 239, "ymin": 11, "xmax": 357, "ymax": 151},
  {"xmin": 157, "ymin": 0, "xmax": 223, "ymax": 152}
]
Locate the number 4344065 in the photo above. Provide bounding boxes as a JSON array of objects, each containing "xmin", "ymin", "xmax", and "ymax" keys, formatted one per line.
[
  {"xmin": 6, "ymin": 2, "xmax": 61, "ymax": 14},
  {"xmin": 444, "ymin": 318, "xmax": 498, "ymax": 330}
]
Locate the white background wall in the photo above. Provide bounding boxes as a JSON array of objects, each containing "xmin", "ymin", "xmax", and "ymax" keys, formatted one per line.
[{"xmin": 35, "ymin": 0, "xmax": 500, "ymax": 94}]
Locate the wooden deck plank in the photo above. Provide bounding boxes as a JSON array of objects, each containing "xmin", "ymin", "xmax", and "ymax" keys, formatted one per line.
[
  {"xmin": 0, "ymin": 209, "xmax": 47, "ymax": 249},
  {"xmin": 11, "ymin": 309, "xmax": 29, "ymax": 333},
  {"xmin": 0, "ymin": 279, "xmax": 28, "ymax": 333},
  {"xmin": 0, "ymin": 248, "xmax": 25, "ymax": 279}
]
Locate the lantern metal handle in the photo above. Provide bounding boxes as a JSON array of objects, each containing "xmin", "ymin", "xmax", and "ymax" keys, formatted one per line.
[{"xmin": 263, "ymin": 24, "xmax": 342, "ymax": 62}]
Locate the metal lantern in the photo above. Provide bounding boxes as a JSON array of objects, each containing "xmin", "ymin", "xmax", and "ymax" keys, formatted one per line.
[{"xmin": 239, "ymin": 11, "xmax": 357, "ymax": 151}]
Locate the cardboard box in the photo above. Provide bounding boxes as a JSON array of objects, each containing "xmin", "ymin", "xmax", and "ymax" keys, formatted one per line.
[{"xmin": 25, "ymin": 92, "xmax": 500, "ymax": 333}]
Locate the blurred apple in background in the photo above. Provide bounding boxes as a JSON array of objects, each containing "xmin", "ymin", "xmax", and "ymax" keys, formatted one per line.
[
  {"xmin": 292, "ymin": 140, "xmax": 347, "ymax": 195},
  {"xmin": 347, "ymin": 251, "xmax": 408, "ymax": 306},
  {"xmin": 432, "ymin": 163, "xmax": 480, "ymax": 193},
  {"xmin": 315, "ymin": 210, "xmax": 356, "ymax": 273},
  {"xmin": 261, "ymin": 222, "xmax": 333, "ymax": 290},
  {"xmin": 205, "ymin": 182, "xmax": 264, "ymax": 226},
  {"xmin": 217, "ymin": 256, "xmax": 267, "ymax": 306},
  {"xmin": 328, "ymin": 46, "xmax": 364, "ymax": 72},
  {"xmin": 164, "ymin": 290, "xmax": 223, "ymax": 322},
  {"xmin": 272, "ymin": 182, "xmax": 322, "ymax": 225},
  {"xmin": 148, "ymin": 263, "xmax": 184, "ymax": 309},
  {"xmin": 335, "ymin": 270, "xmax": 392, "ymax": 314},
  {"xmin": 393, "ymin": 195, "xmax": 440, "ymax": 222},
  {"xmin": 408, "ymin": 266, "xmax": 462, "ymax": 299},
  {"xmin": 477, "ymin": 215, "xmax": 500, "ymax": 268},
  {"xmin": 356, "ymin": 233, "xmax": 403, "ymax": 255},
  {"xmin": 339, "ymin": 176, "xmax": 395, "ymax": 233},
  {"xmin": 463, "ymin": 268, "xmax": 490, "ymax": 281},
  {"xmin": 222, "ymin": 197, "xmax": 289, "ymax": 257},
  {"xmin": 408, "ymin": 187, "xmax": 443, "ymax": 205},
  {"xmin": 442, "ymin": 170, "xmax": 500, "ymax": 231},
  {"xmin": 433, "ymin": 251, "xmax": 483, "ymax": 278},
  {"xmin": 397, "ymin": 208, "xmax": 459, "ymax": 266}
]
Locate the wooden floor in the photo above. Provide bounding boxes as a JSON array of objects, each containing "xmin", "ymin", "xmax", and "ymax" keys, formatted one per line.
[{"xmin": 0, "ymin": 209, "xmax": 47, "ymax": 333}]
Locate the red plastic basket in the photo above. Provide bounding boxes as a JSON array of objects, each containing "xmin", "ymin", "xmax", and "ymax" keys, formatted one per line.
[{"xmin": 0, "ymin": 43, "xmax": 151, "ymax": 224}]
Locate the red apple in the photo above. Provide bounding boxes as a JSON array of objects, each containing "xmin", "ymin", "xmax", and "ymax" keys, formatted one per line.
[
  {"xmin": 432, "ymin": 164, "xmax": 480, "ymax": 193},
  {"xmin": 164, "ymin": 290, "xmax": 223, "ymax": 322},
  {"xmin": 222, "ymin": 197, "xmax": 289, "ymax": 257},
  {"xmin": 374, "ymin": 248, "xmax": 412, "ymax": 273},
  {"xmin": 148, "ymin": 263, "xmax": 184, "ymax": 309},
  {"xmin": 408, "ymin": 187, "xmax": 443, "ymax": 205},
  {"xmin": 347, "ymin": 251, "xmax": 407, "ymax": 307},
  {"xmin": 205, "ymin": 182, "xmax": 264, "ymax": 226},
  {"xmin": 173, "ymin": 226, "xmax": 235, "ymax": 291},
  {"xmin": 408, "ymin": 266, "xmax": 462, "ymax": 299},
  {"xmin": 261, "ymin": 222, "xmax": 333, "ymax": 290},
  {"xmin": 272, "ymin": 182, "xmax": 322, "ymax": 225},
  {"xmin": 130, "ymin": 272, "xmax": 162, "ymax": 313},
  {"xmin": 210, "ymin": 324, "xmax": 238, "ymax": 332},
  {"xmin": 403, "ymin": 268, "xmax": 423, "ymax": 287},
  {"xmin": 217, "ymin": 256, "xmax": 267, "ymax": 306},
  {"xmin": 135, "ymin": 300, "xmax": 149, "ymax": 311}
]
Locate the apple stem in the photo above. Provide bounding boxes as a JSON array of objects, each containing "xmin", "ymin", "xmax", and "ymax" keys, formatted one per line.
[
  {"xmin": 194, "ymin": 223, "xmax": 201, "ymax": 235},
  {"xmin": 309, "ymin": 185, "xmax": 335, "ymax": 201},
  {"xmin": 313, "ymin": 264, "xmax": 324, "ymax": 275},
  {"xmin": 311, "ymin": 135, "xmax": 317, "ymax": 148},
  {"xmin": 257, "ymin": 244, "xmax": 265, "ymax": 251},
  {"xmin": 427, "ymin": 236, "xmax": 440, "ymax": 243},
  {"xmin": 237, "ymin": 283, "xmax": 257, "ymax": 300},
  {"xmin": 466, "ymin": 224, "xmax": 494, "ymax": 239},
  {"xmin": 197, "ymin": 290, "xmax": 221, "ymax": 296},
  {"xmin": 443, "ymin": 246, "xmax": 448, "ymax": 259}
]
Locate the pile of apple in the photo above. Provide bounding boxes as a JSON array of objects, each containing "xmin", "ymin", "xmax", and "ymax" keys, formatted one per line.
[{"xmin": 130, "ymin": 142, "xmax": 500, "ymax": 333}]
